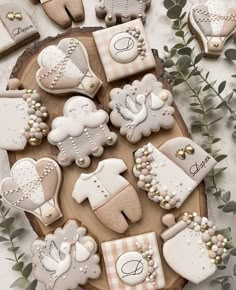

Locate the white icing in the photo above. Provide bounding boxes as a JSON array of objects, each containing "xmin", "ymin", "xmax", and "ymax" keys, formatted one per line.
[
  {"xmin": 75, "ymin": 242, "xmax": 92, "ymax": 262},
  {"xmin": 109, "ymin": 32, "xmax": 138, "ymax": 63},
  {"xmin": 116, "ymin": 251, "xmax": 148, "ymax": 286},
  {"xmin": 207, "ymin": 0, "xmax": 227, "ymax": 35},
  {"xmin": 0, "ymin": 20, "xmax": 15, "ymax": 52},
  {"xmin": 150, "ymin": 92, "xmax": 165, "ymax": 110}
]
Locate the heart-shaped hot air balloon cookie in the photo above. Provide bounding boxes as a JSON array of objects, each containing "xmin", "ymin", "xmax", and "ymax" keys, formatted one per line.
[{"xmin": 0, "ymin": 157, "xmax": 62, "ymax": 226}]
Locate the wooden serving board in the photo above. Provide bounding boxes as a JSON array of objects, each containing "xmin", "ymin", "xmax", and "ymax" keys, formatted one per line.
[{"xmin": 9, "ymin": 27, "xmax": 207, "ymax": 290}]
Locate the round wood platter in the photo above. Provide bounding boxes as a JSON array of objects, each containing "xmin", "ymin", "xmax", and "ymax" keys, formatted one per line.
[{"xmin": 9, "ymin": 27, "xmax": 207, "ymax": 290}]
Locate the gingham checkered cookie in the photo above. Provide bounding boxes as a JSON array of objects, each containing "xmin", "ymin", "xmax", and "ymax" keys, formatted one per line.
[
  {"xmin": 93, "ymin": 19, "xmax": 156, "ymax": 82},
  {"xmin": 102, "ymin": 232, "xmax": 166, "ymax": 290}
]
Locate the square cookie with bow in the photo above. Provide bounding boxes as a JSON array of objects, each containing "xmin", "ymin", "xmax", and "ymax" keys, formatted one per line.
[
  {"xmin": 102, "ymin": 232, "xmax": 165, "ymax": 289},
  {"xmin": 93, "ymin": 19, "xmax": 156, "ymax": 82}
]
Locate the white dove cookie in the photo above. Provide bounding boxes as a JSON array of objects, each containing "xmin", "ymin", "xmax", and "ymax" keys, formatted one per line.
[
  {"xmin": 109, "ymin": 73, "xmax": 175, "ymax": 143},
  {"xmin": 0, "ymin": 78, "xmax": 49, "ymax": 150},
  {"xmin": 102, "ymin": 232, "xmax": 165, "ymax": 289},
  {"xmin": 36, "ymin": 38, "xmax": 102, "ymax": 98},
  {"xmin": 31, "ymin": 220, "xmax": 101, "ymax": 290},
  {"xmin": 48, "ymin": 96, "xmax": 117, "ymax": 168},
  {"xmin": 189, "ymin": 0, "xmax": 236, "ymax": 57},
  {"xmin": 95, "ymin": 0, "xmax": 152, "ymax": 27},
  {"xmin": 0, "ymin": 158, "xmax": 62, "ymax": 226},
  {"xmin": 161, "ymin": 213, "xmax": 228, "ymax": 284}
]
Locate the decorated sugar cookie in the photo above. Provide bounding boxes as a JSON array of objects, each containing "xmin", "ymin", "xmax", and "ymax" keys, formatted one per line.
[
  {"xmin": 48, "ymin": 96, "xmax": 117, "ymax": 168},
  {"xmin": 0, "ymin": 158, "xmax": 62, "ymax": 226},
  {"xmin": 95, "ymin": 0, "xmax": 152, "ymax": 27},
  {"xmin": 109, "ymin": 73, "xmax": 175, "ymax": 143},
  {"xmin": 102, "ymin": 232, "xmax": 165, "ymax": 289},
  {"xmin": 161, "ymin": 213, "xmax": 228, "ymax": 284},
  {"xmin": 31, "ymin": 220, "xmax": 101, "ymax": 290},
  {"xmin": 93, "ymin": 19, "xmax": 156, "ymax": 82},
  {"xmin": 0, "ymin": 79, "xmax": 49, "ymax": 150},
  {"xmin": 133, "ymin": 139, "xmax": 217, "ymax": 210},
  {"xmin": 36, "ymin": 38, "xmax": 102, "ymax": 98},
  {"xmin": 0, "ymin": 1, "xmax": 39, "ymax": 59},
  {"xmin": 189, "ymin": 0, "xmax": 236, "ymax": 57},
  {"xmin": 73, "ymin": 158, "xmax": 142, "ymax": 233},
  {"xmin": 31, "ymin": 0, "xmax": 84, "ymax": 29}
]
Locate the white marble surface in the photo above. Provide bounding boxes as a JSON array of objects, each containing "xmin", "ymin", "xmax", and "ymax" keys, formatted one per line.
[{"xmin": 0, "ymin": 0, "xmax": 235, "ymax": 289}]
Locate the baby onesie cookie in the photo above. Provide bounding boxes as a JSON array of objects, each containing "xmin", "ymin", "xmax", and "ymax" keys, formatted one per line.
[
  {"xmin": 48, "ymin": 96, "xmax": 117, "ymax": 168},
  {"xmin": 36, "ymin": 38, "xmax": 102, "ymax": 98},
  {"xmin": 102, "ymin": 232, "xmax": 165, "ymax": 289},
  {"xmin": 133, "ymin": 139, "xmax": 217, "ymax": 210},
  {"xmin": 0, "ymin": 78, "xmax": 49, "ymax": 150},
  {"xmin": 73, "ymin": 158, "xmax": 142, "ymax": 234},
  {"xmin": 189, "ymin": 0, "xmax": 236, "ymax": 57},
  {"xmin": 93, "ymin": 19, "xmax": 156, "ymax": 82},
  {"xmin": 31, "ymin": 0, "xmax": 84, "ymax": 29},
  {"xmin": 95, "ymin": 0, "xmax": 152, "ymax": 27},
  {"xmin": 0, "ymin": 1, "xmax": 39, "ymax": 59},
  {"xmin": 161, "ymin": 213, "xmax": 228, "ymax": 284},
  {"xmin": 0, "ymin": 158, "xmax": 62, "ymax": 226},
  {"xmin": 31, "ymin": 220, "xmax": 101, "ymax": 290},
  {"xmin": 109, "ymin": 73, "xmax": 175, "ymax": 143}
]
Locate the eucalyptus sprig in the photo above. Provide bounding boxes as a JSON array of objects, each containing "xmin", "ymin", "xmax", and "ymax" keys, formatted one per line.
[{"xmin": 0, "ymin": 196, "xmax": 37, "ymax": 290}]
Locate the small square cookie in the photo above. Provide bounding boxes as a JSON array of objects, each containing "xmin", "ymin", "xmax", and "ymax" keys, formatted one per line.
[
  {"xmin": 102, "ymin": 232, "xmax": 165, "ymax": 289},
  {"xmin": 93, "ymin": 19, "xmax": 156, "ymax": 82}
]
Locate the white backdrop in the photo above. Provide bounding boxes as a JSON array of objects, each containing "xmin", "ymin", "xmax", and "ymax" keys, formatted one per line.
[{"xmin": 0, "ymin": 0, "xmax": 235, "ymax": 289}]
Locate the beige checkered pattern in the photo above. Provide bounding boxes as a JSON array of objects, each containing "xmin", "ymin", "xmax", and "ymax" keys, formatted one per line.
[
  {"xmin": 102, "ymin": 232, "xmax": 166, "ymax": 290},
  {"xmin": 93, "ymin": 19, "xmax": 156, "ymax": 82}
]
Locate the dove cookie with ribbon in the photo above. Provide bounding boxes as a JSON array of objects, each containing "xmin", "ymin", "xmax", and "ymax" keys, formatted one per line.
[
  {"xmin": 189, "ymin": 0, "xmax": 236, "ymax": 57},
  {"xmin": 161, "ymin": 213, "xmax": 228, "ymax": 284},
  {"xmin": 102, "ymin": 232, "xmax": 165, "ymax": 289},
  {"xmin": 0, "ymin": 158, "xmax": 62, "ymax": 226},
  {"xmin": 0, "ymin": 78, "xmax": 49, "ymax": 151},
  {"xmin": 72, "ymin": 158, "xmax": 142, "ymax": 234},
  {"xmin": 133, "ymin": 138, "xmax": 217, "ymax": 210},
  {"xmin": 36, "ymin": 38, "xmax": 102, "ymax": 98},
  {"xmin": 31, "ymin": 220, "xmax": 101, "ymax": 290},
  {"xmin": 93, "ymin": 19, "xmax": 156, "ymax": 82},
  {"xmin": 95, "ymin": 0, "xmax": 152, "ymax": 27},
  {"xmin": 0, "ymin": 1, "xmax": 39, "ymax": 59},
  {"xmin": 48, "ymin": 96, "xmax": 117, "ymax": 168},
  {"xmin": 109, "ymin": 73, "xmax": 175, "ymax": 143}
]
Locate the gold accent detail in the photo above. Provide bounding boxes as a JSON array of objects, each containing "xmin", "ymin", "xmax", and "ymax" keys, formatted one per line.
[{"xmin": 6, "ymin": 12, "xmax": 22, "ymax": 21}]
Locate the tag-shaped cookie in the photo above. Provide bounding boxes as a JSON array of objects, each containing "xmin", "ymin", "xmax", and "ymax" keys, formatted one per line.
[
  {"xmin": 48, "ymin": 96, "xmax": 118, "ymax": 168},
  {"xmin": 189, "ymin": 0, "xmax": 236, "ymax": 57},
  {"xmin": 93, "ymin": 19, "xmax": 156, "ymax": 82},
  {"xmin": 102, "ymin": 232, "xmax": 165, "ymax": 289},
  {"xmin": 73, "ymin": 158, "xmax": 142, "ymax": 233},
  {"xmin": 0, "ymin": 158, "xmax": 62, "ymax": 226},
  {"xmin": 95, "ymin": 0, "xmax": 152, "ymax": 27},
  {"xmin": 161, "ymin": 213, "xmax": 228, "ymax": 284},
  {"xmin": 109, "ymin": 73, "xmax": 175, "ymax": 143},
  {"xmin": 31, "ymin": 220, "xmax": 101, "ymax": 290},
  {"xmin": 36, "ymin": 38, "xmax": 102, "ymax": 98},
  {"xmin": 133, "ymin": 139, "xmax": 217, "ymax": 210},
  {"xmin": 0, "ymin": 79, "xmax": 49, "ymax": 150}
]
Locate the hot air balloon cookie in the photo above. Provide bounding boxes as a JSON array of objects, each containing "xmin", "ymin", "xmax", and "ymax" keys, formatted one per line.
[{"xmin": 0, "ymin": 157, "xmax": 62, "ymax": 226}]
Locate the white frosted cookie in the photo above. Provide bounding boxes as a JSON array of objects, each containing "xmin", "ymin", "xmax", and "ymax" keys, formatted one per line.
[
  {"xmin": 0, "ymin": 158, "xmax": 62, "ymax": 226},
  {"xmin": 161, "ymin": 213, "xmax": 228, "ymax": 284},
  {"xmin": 31, "ymin": 220, "xmax": 101, "ymax": 290}
]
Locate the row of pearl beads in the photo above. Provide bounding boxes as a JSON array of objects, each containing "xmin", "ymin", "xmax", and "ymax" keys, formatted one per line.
[{"xmin": 126, "ymin": 26, "xmax": 147, "ymax": 60}]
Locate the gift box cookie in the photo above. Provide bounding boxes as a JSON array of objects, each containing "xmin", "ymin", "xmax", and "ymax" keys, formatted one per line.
[
  {"xmin": 95, "ymin": 0, "xmax": 152, "ymax": 27},
  {"xmin": 189, "ymin": 0, "xmax": 236, "ymax": 57},
  {"xmin": 36, "ymin": 38, "xmax": 102, "ymax": 98},
  {"xmin": 31, "ymin": 220, "xmax": 101, "ymax": 290},
  {"xmin": 0, "ymin": 1, "xmax": 39, "ymax": 59},
  {"xmin": 133, "ymin": 138, "xmax": 217, "ymax": 210},
  {"xmin": 73, "ymin": 158, "xmax": 142, "ymax": 233},
  {"xmin": 93, "ymin": 19, "xmax": 156, "ymax": 82},
  {"xmin": 102, "ymin": 232, "xmax": 165, "ymax": 289},
  {"xmin": 0, "ymin": 79, "xmax": 49, "ymax": 151},
  {"xmin": 0, "ymin": 158, "xmax": 62, "ymax": 226},
  {"xmin": 161, "ymin": 213, "xmax": 228, "ymax": 284},
  {"xmin": 109, "ymin": 73, "xmax": 175, "ymax": 143}
]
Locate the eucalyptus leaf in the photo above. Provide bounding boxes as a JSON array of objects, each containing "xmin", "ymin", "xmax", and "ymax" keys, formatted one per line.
[
  {"xmin": 223, "ymin": 253, "xmax": 230, "ymax": 265},
  {"xmin": 10, "ymin": 228, "xmax": 25, "ymax": 240},
  {"xmin": 175, "ymin": 30, "xmax": 184, "ymax": 38},
  {"xmin": 222, "ymin": 191, "xmax": 231, "ymax": 203},
  {"xmin": 18, "ymin": 253, "xmax": 25, "ymax": 260},
  {"xmin": 178, "ymin": 47, "xmax": 192, "ymax": 56},
  {"xmin": 165, "ymin": 59, "xmax": 175, "ymax": 68},
  {"xmin": 223, "ymin": 201, "xmax": 236, "ymax": 213},
  {"xmin": 8, "ymin": 246, "xmax": 19, "ymax": 252},
  {"xmin": 194, "ymin": 53, "xmax": 204, "ymax": 65},
  {"xmin": 191, "ymin": 108, "xmax": 204, "ymax": 114},
  {"xmin": 174, "ymin": 78, "xmax": 185, "ymax": 86},
  {"xmin": 23, "ymin": 263, "xmax": 33, "ymax": 280},
  {"xmin": 25, "ymin": 280, "xmax": 38, "ymax": 290},
  {"xmin": 223, "ymin": 283, "xmax": 230, "ymax": 290},
  {"xmin": 217, "ymin": 265, "xmax": 226, "ymax": 270},
  {"xmin": 186, "ymin": 35, "xmax": 195, "ymax": 44},
  {"xmin": 216, "ymin": 228, "xmax": 231, "ymax": 239},
  {"xmin": 225, "ymin": 48, "xmax": 236, "ymax": 60},
  {"xmin": 0, "ymin": 217, "xmax": 14, "ymax": 229},
  {"xmin": 234, "ymin": 264, "xmax": 236, "ymax": 276},
  {"xmin": 215, "ymin": 155, "xmax": 227, "ymax": 162},
  {"xmin": 208, "ymin": 117, "xmax": 223, "ymax": 126},
  {"xmin": 177, "ymin": 55, "xmax": 192, "ymax": 70},
  {"xmin": 12, "ymin": 262, "xmax": 24, "ymax": 272},
  {"xmin": 163, "ymin": 0, "xmax": 175, "ymax": 9},
  {"xmin": 177, "ymin": 0, "xmax": 187, "ymax": 8},
  {"xmin": 230, "ymin": 248, "xmax": 236, "ymax": 256},
  {"xmin": 10, "ymin": 277, "xmax": 28, "ymax": 289},
  {"xmin": 218, "ymin": 81, "xmax": 226, "ymax": 94},
  {"xmin": 167, "ymin": 5, "xmax": 182, "ymax": 19},
  {"xmin": 0, "ymin": 236, "xmax": 9, "ymax": 242}
]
